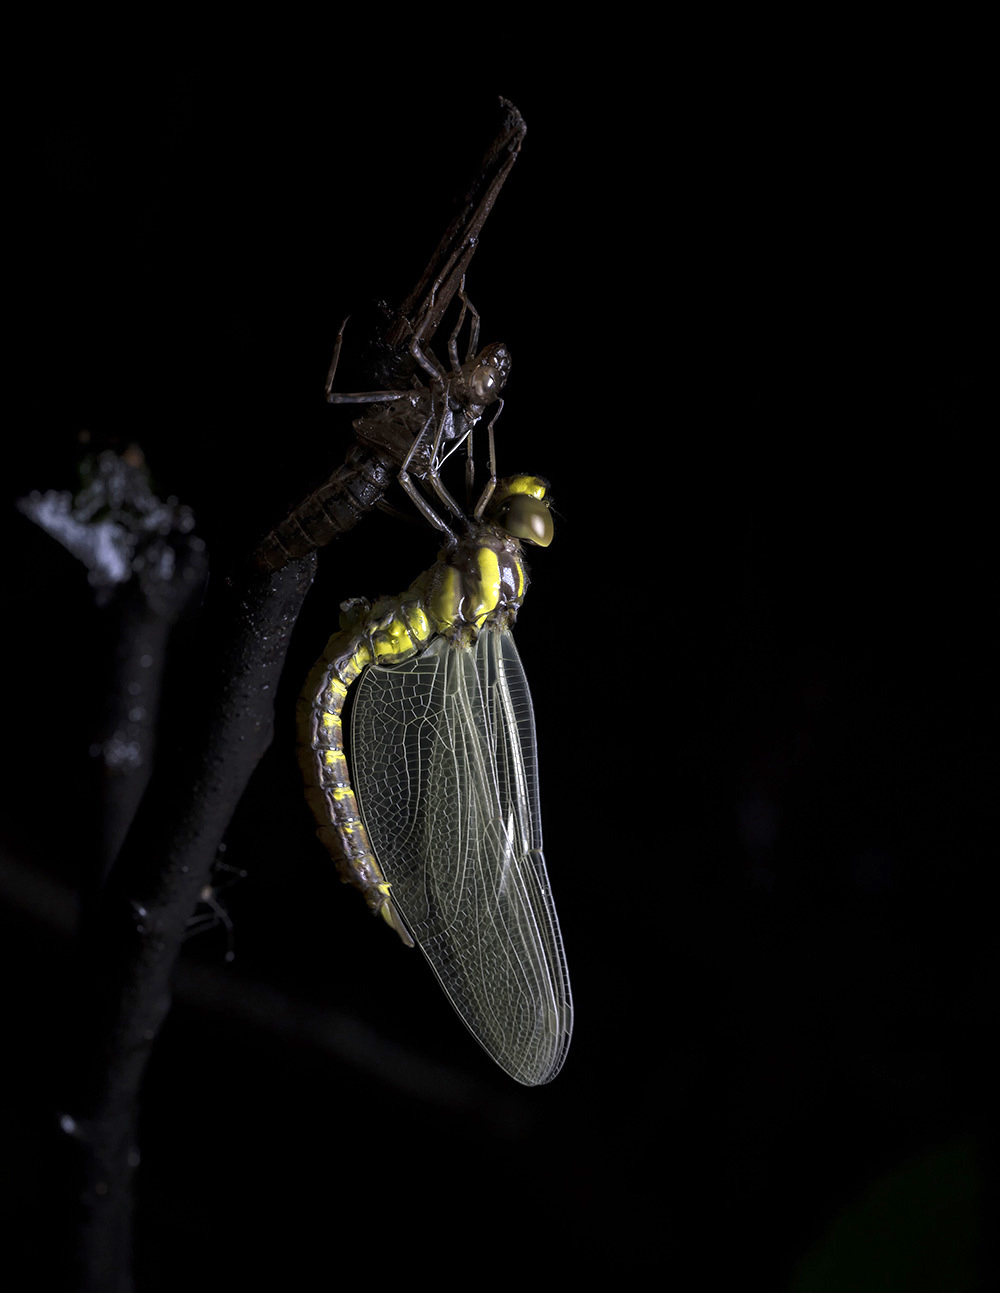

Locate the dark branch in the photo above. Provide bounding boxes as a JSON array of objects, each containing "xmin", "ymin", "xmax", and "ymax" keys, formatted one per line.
[
  {"xmin": 55, "ymin": 101, "xmax": 528, "ymax": 1293},
  {"xmin": 60, "ymin": 556, "xmax": 315, "ymax": 1292}
]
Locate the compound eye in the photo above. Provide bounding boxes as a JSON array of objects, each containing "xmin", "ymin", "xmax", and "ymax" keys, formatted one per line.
[
  {"xmin": 494, "ymin": 495, "xmax": 553, "ymax": 547},
  {"xmin": 470, "ymin": 363, "xmax": 499, "ymax": 402}
]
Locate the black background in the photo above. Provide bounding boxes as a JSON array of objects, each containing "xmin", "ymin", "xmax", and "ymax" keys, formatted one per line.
[{"xmin": 2, "ymin": 33, "xmax": 991, "ymax": 1291}]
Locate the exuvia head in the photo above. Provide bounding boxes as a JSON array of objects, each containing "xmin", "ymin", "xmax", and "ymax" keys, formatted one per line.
[
  {"xmin": 469, "ymin": 343, "xmax": 512, "ymax": 405},
  {"xmin": 487, "ymin": 475, "xmax": 553, "ymax": 548}
]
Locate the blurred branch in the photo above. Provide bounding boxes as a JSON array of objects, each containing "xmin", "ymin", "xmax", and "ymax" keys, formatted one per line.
[{"xmin": 20, "ymin": 446, "xmax": 208, "ymax": 885}]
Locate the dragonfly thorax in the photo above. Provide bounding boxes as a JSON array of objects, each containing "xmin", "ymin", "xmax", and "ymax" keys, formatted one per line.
[
  {"xmin": 425, "ymin": 527, "xmax": 529, "ymax": 642},
  {"xmin": 421, "ymin": 475, "xmax": 552, "ymax": 640}
]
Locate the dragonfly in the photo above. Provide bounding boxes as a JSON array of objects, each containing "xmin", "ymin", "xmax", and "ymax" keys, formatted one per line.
[
  {"xmin": 256, "ymin": 287, "xmax": 511, "ymax": 571},
  {"xmin": 297, "ymin": 420, "xmax": 573, "ymax": 1086}
]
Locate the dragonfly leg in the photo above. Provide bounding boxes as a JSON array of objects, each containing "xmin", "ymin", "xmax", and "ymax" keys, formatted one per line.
[
  {"xmin": 447, "ymin": 282, "xmax": 469, "ymax": 371},
  {"xmin": 410, "ymin": 334, "xmax": 447, "ymax": 382},
  {"xmin": 373, "ymin": 496, "xmax": 425, "ymax": 526},
  {"xmin": 398, "ymin": 401, "xmax": 455, "ymax": 539},
  {"xmin": 423, "ymin": 393, "xmax": 470, "ymax": 523},
  {"xmin": 325, "ymin": 316, "xmax": 414, "ymax": 406},
  {"xmin": 324, "ymin": 316, "xmax": 350, "ymax": 398},
  {"xmin": 458, "ymin": 281, "xmax": 481, "ymax": 361},
  {"xmin": 473, "ymin": 399, "xmax": 502, "ymax": 518},
  {"xmin": 426, "ymin": 452, "xmax": 467, "ymax": 524},
  {"xmin": 464, "ymin": 424, "xmax": 477, "ymax": 504}
]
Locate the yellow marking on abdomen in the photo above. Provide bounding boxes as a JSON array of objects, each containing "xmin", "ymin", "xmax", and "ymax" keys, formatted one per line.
[{"xmin": 298, "ymin": 624, "xmax": 411, "ymax": 943}]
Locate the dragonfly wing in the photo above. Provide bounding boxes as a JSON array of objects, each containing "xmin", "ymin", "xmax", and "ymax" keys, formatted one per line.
[{"xmin": 351, "ymin": 631, "xmax": 573, "ymax": 1086}]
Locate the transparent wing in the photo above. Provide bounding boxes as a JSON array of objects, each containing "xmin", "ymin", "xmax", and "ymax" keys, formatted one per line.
[{"xmin": 351, "ymin": 630, "xmax": 573, "ymax": 1085}]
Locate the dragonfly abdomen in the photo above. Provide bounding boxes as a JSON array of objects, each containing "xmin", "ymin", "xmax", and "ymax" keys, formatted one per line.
[
  {"xmin": 256, "ymin": 446, "xmax": 396, "ymax": 572},
  {"xmin": 298, "ymin": 596, "xmax": 441, "ymax": 947}
]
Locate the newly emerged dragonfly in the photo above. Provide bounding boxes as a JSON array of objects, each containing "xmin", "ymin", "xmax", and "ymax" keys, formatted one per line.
[
  {"xmin": 297, "ymin": 425, "xmax": 572, "ymax": 1085},
  {"xmin": 257, "ymin": 288, "xmax": 511, "ymax": 571}
]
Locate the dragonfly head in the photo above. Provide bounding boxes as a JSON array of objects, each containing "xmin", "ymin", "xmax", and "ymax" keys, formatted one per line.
[
  {"xmin": 487, "ymin": 475, "xmax": 553, "ymax": 548},
  {"xmin": 468, "ymin": 343, "xmax": 512, "ymax": 405}
]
